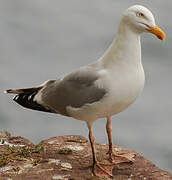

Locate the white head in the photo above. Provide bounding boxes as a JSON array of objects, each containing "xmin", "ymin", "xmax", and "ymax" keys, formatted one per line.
[{"xmin": 122, "ymin": 5, "xmax": 165, "ymax": 40}]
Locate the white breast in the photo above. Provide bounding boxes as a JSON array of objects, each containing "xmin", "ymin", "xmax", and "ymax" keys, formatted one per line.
[{"xmin": 103, "ymin": 63, "xmax": 145, "ymax": 116}]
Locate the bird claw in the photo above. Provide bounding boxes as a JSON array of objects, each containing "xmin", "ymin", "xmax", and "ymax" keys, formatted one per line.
[
  {"xmin": 107, "ymin": 149, "xmax": 135, "ymax": 164},
  {"xmin": 93, "ymin": 161, "xmax": 114, "ymax": 178}
]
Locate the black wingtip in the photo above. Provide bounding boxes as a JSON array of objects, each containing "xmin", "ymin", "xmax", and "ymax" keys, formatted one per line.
[
  {"xmin": 13, "ymin": 93, "xmax": 54, "ymax": 113},
  {"xmin": 6, "ymin": 85, "xmax": 54, "ymax": 114}
]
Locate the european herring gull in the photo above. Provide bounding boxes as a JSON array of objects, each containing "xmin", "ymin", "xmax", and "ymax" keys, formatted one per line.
[{"xmin": 5, "ymin": 5, "xmax": 165, "ymax": 177}]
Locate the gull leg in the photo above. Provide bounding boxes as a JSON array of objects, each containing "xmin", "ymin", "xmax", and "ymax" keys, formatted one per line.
[
  {"xmin": 106, "ymin": 116, "xmax": 133, "ymax": 163},
  {"xmin": 87, "ymin": 124, "xmax": 113, "ymax": 177},
  {"xmin": 106, "ymin": 116, "xmax": 114, "ymax": 162}
]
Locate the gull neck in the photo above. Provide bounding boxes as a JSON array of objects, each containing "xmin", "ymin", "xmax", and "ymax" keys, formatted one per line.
[{"xmin": 101, "ymin": 19, "xmax": 142, "ymax": 68}]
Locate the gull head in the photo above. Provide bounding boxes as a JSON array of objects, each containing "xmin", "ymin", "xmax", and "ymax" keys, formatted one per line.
[{"xmin": 122, "ymin": 5, "xmax": 165, "ymax": 40}]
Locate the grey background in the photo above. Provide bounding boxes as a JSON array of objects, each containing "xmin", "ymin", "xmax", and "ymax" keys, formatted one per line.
[{"xmin": 1, "ymin": 0, "xmax": 172, "ymax": 172}]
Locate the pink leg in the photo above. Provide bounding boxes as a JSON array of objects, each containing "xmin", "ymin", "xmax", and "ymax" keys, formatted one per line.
[
  {"xmin": 87, "ymin": 124, "xmax": 113, "ymax": 177},
  {"xmin": 106, "ymin": 116, "xmax": 134, "ymax": 163},
  {"xmin": 106, "ymin": 116, "xmax": 114, "ymax": 161}
]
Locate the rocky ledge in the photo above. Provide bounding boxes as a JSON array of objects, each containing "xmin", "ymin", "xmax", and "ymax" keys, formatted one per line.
[{"xmin": 0, "ymin": 131, "xmax": 172, "ymax": 180}]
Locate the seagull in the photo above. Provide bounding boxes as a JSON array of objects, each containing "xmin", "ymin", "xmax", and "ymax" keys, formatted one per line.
[{"xmin": 5, "ymin": 5, "xmax": 165, "ymax": 177}]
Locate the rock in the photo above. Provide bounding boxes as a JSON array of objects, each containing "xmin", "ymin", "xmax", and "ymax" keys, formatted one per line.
[{"xmin": 0, "ymin": 131, "xmax": 172, "ymax": 180}]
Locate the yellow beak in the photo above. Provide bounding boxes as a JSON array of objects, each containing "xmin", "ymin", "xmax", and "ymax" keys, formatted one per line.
[{"xmin": 145, "ymin": 24, "xmax": 166, "ymax": 41}]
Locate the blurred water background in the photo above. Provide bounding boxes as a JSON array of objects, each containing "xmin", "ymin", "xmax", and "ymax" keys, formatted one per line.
[{"xmin": 1, "ymin": 0, "xmax": 172, "ymax": 172}]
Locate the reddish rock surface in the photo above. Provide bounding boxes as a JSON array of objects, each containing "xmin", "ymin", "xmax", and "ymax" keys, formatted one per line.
[{"xmin": 0, "ymin": 131, "xmax": 172, "ymax": 180}]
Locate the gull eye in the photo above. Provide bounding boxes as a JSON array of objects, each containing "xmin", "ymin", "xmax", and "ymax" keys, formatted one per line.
[{"xmin": 137, "ymin": 12, "xmax": 145, "ymax": 18}]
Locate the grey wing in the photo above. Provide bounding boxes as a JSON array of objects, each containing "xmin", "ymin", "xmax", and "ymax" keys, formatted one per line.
[{"xmin": 40, "ymin": 67, "xmax": 107, "ymax": 116}]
